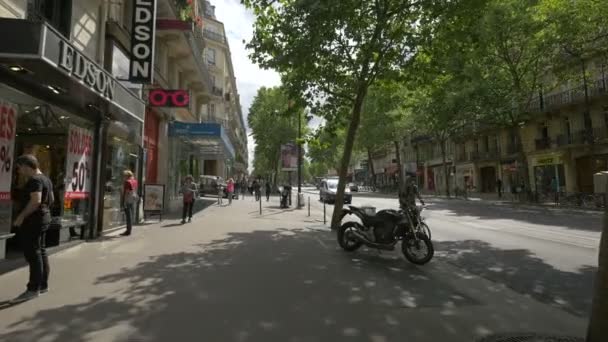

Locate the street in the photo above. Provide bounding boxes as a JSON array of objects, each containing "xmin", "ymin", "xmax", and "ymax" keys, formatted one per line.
[
  {"xmin": 302, "ymin": 187, "xmax": 600, "ymax": 318},
  {"xmin": 0, "ymin": 191, "xmax": 592, "ymax": 341}
]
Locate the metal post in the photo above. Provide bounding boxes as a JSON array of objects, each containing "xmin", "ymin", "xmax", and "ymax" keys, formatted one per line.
[
  {"xmin": 259, "ymin": 195, "xmax": 262, "ymax": 215},
  {"xmin": 308, "ymin": 196, "xmax": 312, "ymax": 215},
  {"xmin": 298, "ymin": 109, "xmax": 302, "ymax": 207},
  {"xmin": 323, "ymin": 200, "xmax": 326, "ymax": 225}
]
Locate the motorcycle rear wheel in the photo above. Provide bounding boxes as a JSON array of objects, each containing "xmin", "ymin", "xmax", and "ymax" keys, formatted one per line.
[
  {"xmin": 402, "ymin": 233, "xmax": 434, "ymax": 265},
  {"xmin": 337, "ymin": 221, "xmax": 364, "ymax": 252}
]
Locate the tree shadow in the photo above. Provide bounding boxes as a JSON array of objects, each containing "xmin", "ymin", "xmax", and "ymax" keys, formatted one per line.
[
  {"xmin": 434, "ymin": 239, "xmax": 596, "ymax": 318},
  {"xmin": 162, "ymin": 199, "xmax": 217, "ymax": 220},
  {"xmin": 0, "ymin": 229, "xmax": 520, "ymax": 342},
  {"xmin": 428, "ymin": 199, "xmax": 602, "ymax": 232}
]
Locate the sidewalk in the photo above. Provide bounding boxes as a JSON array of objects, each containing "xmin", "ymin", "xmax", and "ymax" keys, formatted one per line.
[{"xmin": 0, "ymin": 197, "xmax": 587, "ymax": 342}]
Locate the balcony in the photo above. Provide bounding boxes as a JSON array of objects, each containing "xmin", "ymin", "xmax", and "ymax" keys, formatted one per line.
[
  {"xmin": 535, "ymin": 137, "xmax": 552, "ymax": 150},
  {"xmin": 203, "ymin": 29, "xmax": 226, "ymax": 44},
  {"xmin": 456, "ymin": 151, "xmax": 468, "ymax": 162}
]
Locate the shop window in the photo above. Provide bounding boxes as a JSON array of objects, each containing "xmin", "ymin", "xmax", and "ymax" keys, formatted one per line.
[
  {"xmin": 111, "ymin": 42, "xmax": 141, "ymax": 96},
  {"xmin": 28, "ymin": 0, "xmax": 72, "ymax": 38},
  {"xmin": 12, "ymin": 102, "xmax": 94, "ymax": 235}
]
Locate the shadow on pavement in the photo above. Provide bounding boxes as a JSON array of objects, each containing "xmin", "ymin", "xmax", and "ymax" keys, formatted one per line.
[
  {"xmin": 0, "ymin": 229, "xmax": 518, "ymax": 342},
  {"xmin": 427, "ymin": 199, "xmax": 602, "ymax": 232},
  {"xmin": 162, "ymin": 198, "xmax": 217, "ymax": 220},
  {"xmin": 435, "ymin": 239, "xmax": 595, "ymax": 318}
]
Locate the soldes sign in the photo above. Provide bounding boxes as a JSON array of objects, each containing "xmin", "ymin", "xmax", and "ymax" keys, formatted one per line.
[
  {"xmin": 129, "ymin": 0, "xmax": 157, "ymax": 83},
  {"xmin": 148, "ymin": 89, "xmax": 190, "ymax": 107}
]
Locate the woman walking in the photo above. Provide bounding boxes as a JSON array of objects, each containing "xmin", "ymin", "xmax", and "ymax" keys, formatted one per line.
[
  {"xmin": 227, "ymin": 178, "xmax": 235, "ymax": 205},
  {"xmin": 121, "ymin": 170, "xmax": 138, "ymax": 236},
  {"xmin": 181, "ymin": 175, "xmax": 196, "ymax": 224}
]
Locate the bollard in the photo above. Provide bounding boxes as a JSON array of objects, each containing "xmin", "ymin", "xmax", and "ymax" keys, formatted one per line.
[
  {"xmin": 323, "ymin": 201, "xmax": 326, "ymax": 225},
  {"xmin": 306, "ymin": 196, "xmax": 310, "ymax": 215},
  {"xmin": 259, "ymin": 195, "xmax": 262, "ymax": 215}
]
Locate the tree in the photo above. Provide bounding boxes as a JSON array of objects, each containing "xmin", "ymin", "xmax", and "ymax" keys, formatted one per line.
[
  {"xmin": 469, "ymin": 0, "xmax": 548, "ymax": 192},
  {"xmin": 244, "ymin": 0, "xmax": 439, "ymax": 228},
  {"xmin": 538, "ymin": 2, "xmax": 608, "ymax": 340},
  {"xmin": 248, "ymin": 86, "xmax": 308, "ymax": 186},
  {"xmin": 358, "ymin": 82, "xmax": 410, "ymax": 187}
]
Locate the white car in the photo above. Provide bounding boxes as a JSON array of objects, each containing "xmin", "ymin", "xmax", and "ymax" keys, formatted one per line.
[{"xmin": 319, "ymin": 179, "xmax": 352, "ymax": 204}]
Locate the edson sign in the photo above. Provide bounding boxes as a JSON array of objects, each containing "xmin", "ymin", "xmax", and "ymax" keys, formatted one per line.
[
  {"xmin": 129, "ymin": 0, "xmax": 157, "ymax": 83},
  {"xmin": 148, "ymin": 89, "xmax": 190, "ymax": 107},
  {"xmin": 59, "ymin": 41, "xmax": 116, "ymax": 99}
]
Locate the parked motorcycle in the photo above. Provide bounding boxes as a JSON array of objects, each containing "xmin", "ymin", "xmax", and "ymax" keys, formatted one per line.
[{"xmin": 337, "ymin": 206, "xmax": 434, "ymax": 265}]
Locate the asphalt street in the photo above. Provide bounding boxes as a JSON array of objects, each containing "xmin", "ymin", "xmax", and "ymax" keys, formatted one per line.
[
  {"xmin": 0, "ymin": 191, "xmax": 592, "ymax": 341},
  {"xmin": 301, "ymin": 187, "xmax": 601, "ymax": 318}
]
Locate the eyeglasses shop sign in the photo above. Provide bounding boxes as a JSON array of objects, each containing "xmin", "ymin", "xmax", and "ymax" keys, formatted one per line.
[{"xmin": 129, "ymin": 0, "xmax": 157, "ymax": 83}]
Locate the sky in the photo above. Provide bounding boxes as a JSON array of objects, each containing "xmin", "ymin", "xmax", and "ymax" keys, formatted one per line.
[{"xmin": 211, "ymin": 0, "xmax": 281, "ymax": 172}]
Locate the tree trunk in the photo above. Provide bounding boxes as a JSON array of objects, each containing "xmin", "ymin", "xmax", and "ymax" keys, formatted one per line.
[
  {"xmin": 515, "ymin": 126, "xmax": 530, "ymax": 199},
  {"xmin": 440, "ymin": 138, "xmax": 450, "ymax": 197},
  {"xmin": 393, "ymin": 140, "xmax": 403, "ymax": 189},
  {"xmin": 331, "ymin": 86, "xmax": 368, "ymax": 229},
  {"xmin": 367, "ymin": 148, "xmax": 376, "ymax": 187},
  {"xmin": 586, "ymin": 189, "xmax": 608, "ymax": 341}
]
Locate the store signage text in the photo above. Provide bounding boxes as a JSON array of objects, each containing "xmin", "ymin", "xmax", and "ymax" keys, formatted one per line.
[
  {"xmin": 129, "ymin": 0, "xmax": 157, "ymax": 83},
  {"xmin": 148, "ymin": 89, "xmax": 190, "ymax": 107},
  {"xmin": 59, "ymin": 42, "xmax": 116, "ymax": 100},
  {"xmin": 536, "ymin": 155, "xmax": 563, "ymax": 166},
  {"xmin": 0, "ymin": 101, "xmax": 16, "ymax": 201},
  {"xmin": 65, "ymin": 125, "xmax": 93, "ymax": 199}
]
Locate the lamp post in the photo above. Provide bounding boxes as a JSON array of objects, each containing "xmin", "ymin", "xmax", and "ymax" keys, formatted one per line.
[{"xmin": 297, "ymin": 110, "xmax": 313, "ymax": 207}]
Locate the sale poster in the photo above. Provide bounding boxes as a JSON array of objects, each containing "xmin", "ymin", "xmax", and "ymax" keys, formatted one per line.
[
  {"xmin": 0, "ymin": 100, "xmax": 17, "ymax": 202},
  {"xmin": 65, "ymin": 125, "xmax": 93, "ymax": 199}
]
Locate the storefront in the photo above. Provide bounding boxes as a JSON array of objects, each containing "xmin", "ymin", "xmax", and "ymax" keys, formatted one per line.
[
  {"xmin": 455, "ymin": 163, "xmax": 476, "ymax": 192},
  {"xmin": 500, "ymin": 159, "xmax": 522, "ymax": 194},
  {"xmin": 167, "ymin": 121, "xmax": 235, "ymax": 209},
  {"xmin": 531, "ymin": 153, "xmax": 566, "ymax": 194},
  {"xmin": 0, "ymin": 19, "xmax": 144, "ymax": 258}
]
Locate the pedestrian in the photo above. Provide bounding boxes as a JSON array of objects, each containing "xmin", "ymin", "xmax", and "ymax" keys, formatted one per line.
[
  {"xmin": 496, "ymin": 178, "xmax": 503, "ymax": 199},
  {"xmin": 217, "ymin": 178, "xmax": 224, "ymax": 205},
  {"xmin": 227, "ymin": 178, "xmax": 235, "ymax": 205},
  {"xmin": 253, "ymin": 179, "xmax": 261, "ymax": 201},
  {"xmin": 121, "ymin": 170, "xmax": 138, "ymax": 236},
  {"xmin": 234, "ymin": 179, "xmax": 241, "ymax": 200},
  {"xmin": 241, "ymin": 179, "xmax": 247, "ymax": 200},
  {"xmin": 11, "ymin": 155, "xmax": 54, "ymax": 302},
  {"xmin": 181, "ymin": 175, "xmax": 196, "ymax": 224},
  {"xmin": 265, "ymin": 181, "xmax": 271, "ymax": 202},
  {"xmin": 550, "ymin": 177, "xmax": 559, "ymax": 204}
]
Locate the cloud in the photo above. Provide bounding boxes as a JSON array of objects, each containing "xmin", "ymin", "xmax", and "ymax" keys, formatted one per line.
[{"xmin": 212, "ymin": 0, "xmax": 281, "ymax": 173}]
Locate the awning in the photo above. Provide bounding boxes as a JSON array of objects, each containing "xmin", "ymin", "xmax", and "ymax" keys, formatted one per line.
[
  {"xmin": 168, "ymin": 121, "xmax": 235, "ymax": 159},
  {"xmin": 0, "ymin": 19, "xmax": 144, "ymax": 125}
]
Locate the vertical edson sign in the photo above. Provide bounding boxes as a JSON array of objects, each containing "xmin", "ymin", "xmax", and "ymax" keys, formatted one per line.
[
  {"xmin": 129, "ymin": 0, "xmax": 157, "ymax": 83},
  {"xmin": 65, "ymin": 125, "xmax": 94, "ymax": 199}
]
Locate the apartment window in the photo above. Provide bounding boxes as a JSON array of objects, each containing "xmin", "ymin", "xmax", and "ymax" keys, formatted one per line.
[
  {"xmin": 540, "ymin": 122, "xmax": 549, "ymax": 139},
  {"xmin": 209, "ymin": 104, "xmax": 216, "ymax": 117},
  {"xmin": 206, "ymin": 48, "xmax": 216, "ymax": 65},
  {"xmin": 564, "ymin": 117, "xmax": 571, "ymax": 139},
  {"xmin": 28, "ymin": 0, "xmax": 72, "ymax": 38}
]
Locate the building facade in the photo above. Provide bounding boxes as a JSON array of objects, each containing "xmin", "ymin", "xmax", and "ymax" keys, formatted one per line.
[{"xmin": 0, "ymin": 0, "xmax": 247, "ymax": 259}]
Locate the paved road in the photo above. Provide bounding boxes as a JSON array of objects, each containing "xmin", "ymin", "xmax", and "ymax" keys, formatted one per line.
[
  {"xmin": 0, "ymin": 196, "xmax": 586, "ymax": 342},
  {"xmin": 301, "ymin": 187, "xmax": 601, "ymax": 318}
]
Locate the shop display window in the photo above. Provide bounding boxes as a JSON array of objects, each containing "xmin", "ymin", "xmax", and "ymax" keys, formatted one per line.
[
  {"xmin": 12, "ymin": 103, "xmax": 94, "ymax": 236},
  {"xmin": 102, "ymin": 123, "xmax": 141, "ymax": 230}
]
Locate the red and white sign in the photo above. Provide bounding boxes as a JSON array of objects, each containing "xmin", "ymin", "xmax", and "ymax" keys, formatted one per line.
[
  {"xmin": 65, "ymin": 125, "xmax": 93, "ymax": 199},
  {"xmin": 0, "ymin": 101, "xmax": 16, "ymax": 201}
]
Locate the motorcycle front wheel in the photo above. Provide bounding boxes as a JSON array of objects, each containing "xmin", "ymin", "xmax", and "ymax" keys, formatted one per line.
[
  {"xmin": 337, "ymin": 221, "xmax": 364, "ymax": 252},
  {"xmin": 402, "ymin": 232, "xmax": 434, "ymax": 265}
]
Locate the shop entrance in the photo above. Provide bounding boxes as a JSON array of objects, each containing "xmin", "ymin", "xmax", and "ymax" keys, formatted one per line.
[
  {"xmin": 480, "ymin": 166, "xmax": 497, "ymax": 193},
  {"xmin": 204, "ymin": 160, "xmax": 218, "ymax": 175},
  {"xmin": 6, "ymin": 104, "xmax": 94, "ymax": 258},
  {"xmin": 576, "ymin": 155, "xmax": 608, "ymax": 193}
]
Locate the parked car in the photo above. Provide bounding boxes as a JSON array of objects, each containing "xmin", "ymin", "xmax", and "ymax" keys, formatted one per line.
[
  {"xmin": 198, "ymin": 175, "xmax": 238, "ymax": 199},
  {"xmin": 349, "ymin": 183, "xmax": 359, "ymax": 192},
  {"xmin": 320, "ymin": 179, "xmax": 352, "ymax": 204}
]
